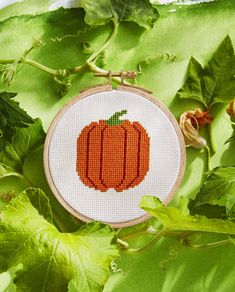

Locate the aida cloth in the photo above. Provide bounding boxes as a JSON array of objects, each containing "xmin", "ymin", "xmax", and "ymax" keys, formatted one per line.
[{"xmin": 47, "ymin": 90, "xmax": 182, "ymax": 223}]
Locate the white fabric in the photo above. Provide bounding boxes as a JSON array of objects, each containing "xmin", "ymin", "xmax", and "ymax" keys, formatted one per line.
[{"xmin": 48, "ymin": 90, "xmax": 181, "ymax": 223}]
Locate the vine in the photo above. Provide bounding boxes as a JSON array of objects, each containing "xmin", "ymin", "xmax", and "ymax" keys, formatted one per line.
[
  {"xmin": 117, "ymin": 227, "xmax": 233, "ymax": 254},
  {"xmin": 0, "ymin": 21, "xmax": 127, "ymax": 96}
]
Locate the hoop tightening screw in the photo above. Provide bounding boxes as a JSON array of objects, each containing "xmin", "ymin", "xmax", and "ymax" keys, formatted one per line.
[{"xmin": 94, "ymin": 70, "xmax": 137, "ymax": 84}]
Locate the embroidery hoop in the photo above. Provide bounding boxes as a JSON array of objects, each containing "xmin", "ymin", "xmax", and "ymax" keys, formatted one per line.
[{"xmin": 44, "ymin": 72, "xmax": 186, "ymax": 228}]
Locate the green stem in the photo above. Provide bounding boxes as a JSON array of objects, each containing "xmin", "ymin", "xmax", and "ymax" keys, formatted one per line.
[
  {"xmin": 119, "ymin": 227, "xmax": 196, "ymax": 242},
  {"xmin": 0, "ymin": 59, "xmax": 15, "ymax": 64},
  {"xmin": 69, "ymin": 62, "xmax": 89, "ymax": 74},
  {"xmin": 164, "ymin": 231, "xmax": 196, "ymax": 240},
  {"xmin": 117, "ymin": 238, "xmax": 129, "ymax": 249},
  {"xmin": 22, "ymin": 58, "xmax": 66, "ymax": 76},
  {"xmin": 184, "ymin": 239, "xmax": 232, "ymax": 249},
  {"xmin": 0, "ymin": 21, "xmax": 123, "ymax": 88},
  {"xmin": 22, "ymin": 45, "xmax": 36, "ymax": 58},
  {"xmin": 87, "ymin": 61, "xmax": 131, "ymax": 85},
  {"xmin": 122, "ymin": 229, "xmax": 165, "ymax": 253},
  {"xmin": 87, "ymin": 20, "xmax": 118, "ymax": 63},
  {"xmin": 119, "ymin": 225, "xmax": 150, "ymax": 241},
  {"xmin": 0, "ymin": 58, "xmax": 65, "ymax": 77},
  {"xmin": 207, "ymin": 123, "xmax": 216, "ymax": 155},
  {"xmin": 66, "ymin": 20, "xmax": 118, "ymax": 74},
  {"xmin": 0, "ymin": 59, "xmax": 129, "ymax": 87},
  {"xmin": 205, "ymin": 146, "xmax": 211, "ymax": 171}
]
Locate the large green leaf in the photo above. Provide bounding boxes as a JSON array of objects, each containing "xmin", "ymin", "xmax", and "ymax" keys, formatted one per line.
[
  {"xmin": 0, "ymin": 120, "xmax": 84, "ymax": 233},
  {"xmin": 177, "ymin": 57, "xmax": 207, "ymax": 107},
  {"xmin": 0, "ymin": 91, "xmax": 34, "ymax": 150},
  {"xmin": 0, "ymin": 0, "xmax": 52, "ymax": 22},
  {"xmin": 140, "ymin": 195, "xmax": 235, "ymax": 234},
  {"xmin": 0, "ymin": 118, "xmax": 45, "ymax": 174},
  {"xmin": 80, "ymin": 0, "xmax": 159, "ymax": 28},
  {"xmin": 192, "ymin": 167, "xmax": 235, "ymax": 214},
  {"xmin": 0, "ymin": 92, "xmax": 33, "ymax": 127},
  {"xmin": 178, "ymin": 35, "xmax": 235, "ymax": 107},
  {"xmin": 0, "ymin": 189, "xmax": 118, "ymax": 292},
  {"xmin": 20, "ymin": 187, "xmax": 53, "ymax": 223}
]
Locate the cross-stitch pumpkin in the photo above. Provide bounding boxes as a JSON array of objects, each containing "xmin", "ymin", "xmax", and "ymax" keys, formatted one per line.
[{"xmin": 76, "ymin": 110, "xmax": 150, "ymax": 192}]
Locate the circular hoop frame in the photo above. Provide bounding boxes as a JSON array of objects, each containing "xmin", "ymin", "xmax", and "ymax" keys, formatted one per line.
[{"xmin": 44, "ymin": 85, "xmax": 186, "ymax": 228}]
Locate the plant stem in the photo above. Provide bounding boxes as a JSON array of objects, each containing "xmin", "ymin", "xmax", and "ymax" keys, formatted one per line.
[
  {"xmin": 121, "ymin": 229, "xmax": 165, "ymax": 253},
  {"xmin": 22, "ymin": 58, "xmax": 66, "ymax": 76},
  {"xmin": 117, "ymin": 238, "xmax": 129, "ymax": 249},
  {"xmin": 119, "ymin": 225, "xmax": 150, "ymax": 241},
  {"xmin": 22, "ymin": 45, "xmax": 36, "ymax": 58},
  {"xmin": 184, "ymin": 239, "xmax": 232, "ymax": 249},
  {"xmin": 65, "ymin": 22, "xmax": 118, "ymax": 73},
  {"xmin": 69, "ymin": 62, "xmax": 89, "ymax": 74},
  {"xmin": 87, "ymin": 20, "xmax": 118, "ymax": 63},
  {"xmin": 87, "ymin": 62, "xmax": 131, "ymax": 85},
  {"xmin": 0, "ymin": 59, "xmax": 15, "ymax": 64},
  {"xmin": 207, "ymin": 123, "xmax": 216, "ymax": 155},
  {"xmin": 205, "ymin": 146, "xmax": 211, "ymax": 171},
  {"xmin": 164, "ymin": 231, "xmax": 196, "ymax": 240},
  {"xmin": 0, "ymin": 57, "xmax": 67, "ymax": 77},
  {"xmin": 0, "ymin": 21, "xmax": 123, "ymax": 88},
  {"xmin": 119, "ymin": 227, "xmax": 195, "ymax": 242}
]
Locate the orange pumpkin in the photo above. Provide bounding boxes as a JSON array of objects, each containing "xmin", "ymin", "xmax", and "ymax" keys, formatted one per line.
[{"xmin": 76, "ymin": 110, "xmax": 150, "ymax": 192}]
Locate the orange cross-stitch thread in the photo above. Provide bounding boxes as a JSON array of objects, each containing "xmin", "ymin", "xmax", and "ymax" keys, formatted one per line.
[{"xmin": 76, "ymin": 110, "xmax": 150, "ymax": 192}]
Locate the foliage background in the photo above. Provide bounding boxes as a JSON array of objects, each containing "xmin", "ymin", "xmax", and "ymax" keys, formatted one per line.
[{"xmin": 0, "ymin": 0, "xmax": 235, "ymax": 291}]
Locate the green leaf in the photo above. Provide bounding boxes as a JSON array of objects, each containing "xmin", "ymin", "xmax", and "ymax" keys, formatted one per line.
[
  {"xmin": 0, "ymin": 112, "xmax": 6, "ymax": 126},
  {"xmin": 80, "ymin": 0, "xmax": 159, "ymax": 29},
  {"xmin": 0, "ymin": 125, "xmax": 83, "ymax": 234},
  {"xmin": 228, "ymin": 236, "xmax": 235, "ymax": 245},
  {"xmin": 178, "ymin": 35, "xmax": 235, "ymax": 107},
  {"xmin": 0, "ymin": 191, "xmax": 17, "ymax": 212},
  {"xmin": 204, "ymin": 35, "xmax": 235, "ymax": 105},
  {"xmin": 0, "ymin": 91, "xmax": 33, "ymax": 127},
  {"xmin": 0, "ymin": 91, "xmax": 34, "ymax": 150},
  {"xmin": 0, "ymin": 190, "xmax": 119, "ymax": 292},
  {"xmin": 20, "ymin": 187, "xmax": 53, "ymax": 223},
  {"xmin": 178, "ymin": 57, "xmax": 207, "ymax": 107},
  {"xmin": 192, "ymin": 166, "xmax": 235, "ymax": 214},
  {"xmin": 179, "ymin": 196, "xmax": 190, "ymax": 216},
  {"xmin": 188, "ymin": 200, "xmax": 226, "ymax": 219},
  {"xmin": 0, "ymin": 118, "xmax": 45, "ymax": 174},
  {"xmin": 140, "ymin": 195, "xmax": 235, "ymax": 235},
  {"xmin": 81, "ymin": 40, "xmax": 94, "ymax": 55}
]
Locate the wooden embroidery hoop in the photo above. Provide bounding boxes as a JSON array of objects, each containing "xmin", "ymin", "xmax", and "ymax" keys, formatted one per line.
[{"xmin": 44, "ymin": 71, "xmax": 186, "ymax": 228}]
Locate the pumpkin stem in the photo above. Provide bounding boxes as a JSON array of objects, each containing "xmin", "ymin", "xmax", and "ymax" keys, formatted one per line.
[{"xmin": 106, "ymin": 110, "xmax": 127, "ymax": 125}]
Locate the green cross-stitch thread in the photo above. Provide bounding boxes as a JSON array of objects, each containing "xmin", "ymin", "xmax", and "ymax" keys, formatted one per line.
[{"xmin": 106, "ymin": 110, "xmax": 127, "ymax": 125}]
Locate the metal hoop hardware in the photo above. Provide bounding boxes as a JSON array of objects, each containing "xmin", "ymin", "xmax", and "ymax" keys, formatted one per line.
[{"xmin": 94, "ymin": 70, "xmax": 137, "ymax": 85}]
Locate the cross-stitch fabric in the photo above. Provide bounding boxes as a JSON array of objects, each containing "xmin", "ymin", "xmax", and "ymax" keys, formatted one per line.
[{"xmin": 48, "ymin": 90, "xmax": 182, "ymax": 223}]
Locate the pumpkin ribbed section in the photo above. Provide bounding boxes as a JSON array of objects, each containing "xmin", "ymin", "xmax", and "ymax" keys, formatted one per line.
[{"xmin": 76, "ymin": 118, "xmax": 150, "ymax": 192}]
